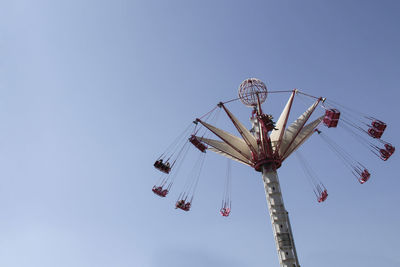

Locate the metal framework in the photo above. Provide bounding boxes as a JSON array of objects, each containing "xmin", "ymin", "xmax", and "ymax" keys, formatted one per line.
[
  {"xmin": 238, "ymin": 78, "xmax": 268, "ymax": 107},
  {"xmin": 195, "ymin": 79, "xmax": 324, "ymax": 267}
]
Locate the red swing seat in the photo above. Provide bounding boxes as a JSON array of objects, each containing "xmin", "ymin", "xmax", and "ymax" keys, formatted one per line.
[
  {"xmin": 189, "ymin": 135, "xmax": 207, "ymax": 152},
  {"xmin": 317, "ymin": 189, "xmax": 328, "ymax": 203},
  {"xmin": 154, "ymin": 160, "xmax": 171, "ymax": 174},
  {"xmin": 371, "ymin": 120, "xmax": 386, "ymax": 132},
  {"xmin": 220, "ymin": 207, "xmax": 231, "ymax": 217},
  {"xmin": 384, "ymin": 143, "xmax": 395, "ymax": 155},
  {"xmin": 323, "ymin": 109, "xmax": 340, "ymax": 128},
  {"xmin": 175, "ymin": 200, "xmax": 191, "ymax": 211},
  {"xmin": 152, "ymin": 186, "xmax": 169, "ymax": 197},
  {"xmin": 367, "ymin": 128, "xmax": 383, "ymax": 139},
  {"xmin": 358, "ymin": 169, "xmax": 370, "ymax": 184},
  {"xmin": 380, "ymin": 149, "xmax": 391, "ymax": 161}
]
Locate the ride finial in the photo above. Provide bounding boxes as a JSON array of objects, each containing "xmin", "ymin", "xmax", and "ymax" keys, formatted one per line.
[{"xmin": 238, "ymin": 78, "xmax": 268, "ymax": 107}]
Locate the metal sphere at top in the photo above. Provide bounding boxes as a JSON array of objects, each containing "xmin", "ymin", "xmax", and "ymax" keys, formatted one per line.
[{"xmin": 238, "ymin": 78, "xmax": 268, "ymax": 107}]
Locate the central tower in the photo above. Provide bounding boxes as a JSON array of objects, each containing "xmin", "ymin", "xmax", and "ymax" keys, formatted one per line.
[{"xmin": 239, "ymin": 78, "xmax": 300, "ymax": 267}]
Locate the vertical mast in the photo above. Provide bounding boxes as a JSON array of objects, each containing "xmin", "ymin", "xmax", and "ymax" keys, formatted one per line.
[
  {"xmin": 261, "ymin": 166, "xmax": 300, "ymax": 267},
  {"xmin": 251, "ymin": 107, "xmax": 300, "ymax": 267}
]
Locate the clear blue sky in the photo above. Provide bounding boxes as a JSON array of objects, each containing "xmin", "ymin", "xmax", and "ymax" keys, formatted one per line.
[{"xmin": 1, "ymin": 1, "xmax": 399, "ymax": 267}]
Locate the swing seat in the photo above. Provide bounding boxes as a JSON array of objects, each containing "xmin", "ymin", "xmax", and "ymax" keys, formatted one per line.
[
  {"xmin": 220, "ymin": 207, "xmax": 231, "ymax": 217},
  {"xmin": 175, "ymin": 200, "xmax": 191, "ymax": 211},
  {"xmin": 323, "ymin": 117, "xmax": 339, "ymax": 128},
  {"xmin": 160, "ymin": 189, "xmax": 168, "ymax": 197},
  {"xmin": 367, "ymin": 128, "xmax": 383, "ymax": 139},
  {"xmin": 154, "ymin": 160, "xmax": 171, "ymax": 174},
  {"xmin": 325, "ymin": 109, "xmax": 341, "ymax": 120},
  {"xmin": 384, "ymin": 143, "xmax": 395, "ymax": 155},
  {"xmin": 371, "ymin": 120, "xmax": 386, "ymax": 132},
  {"xmin": 317, "ymin": 189, "xmax": 328, "ymax": 203},
  {"xmin": 358, "ymin": 169, "xmax": 370, "ymax": 184},
  {"xmin": 175, "ymin": 200, "xmax": 185, "ymax": 209},
  {"xmin": 183, "ymin": 202, "xmax": 191, "ymax": 211},
  {"xmin": 154, "ymin": 160, "xmax": 162, "ymax": 168},
  {"xmin": 189, "ymin": 135, "xmax": 207, "ymax": 152},
  {"xmin": 379, "ymin": 149, "xmax": 391, "ymax": 161},
  {"xmin": 152, "ymin": 186, "xmax": 168, "ymax": 197},
  {"xmin": 323, "ymin": 109, "xmax": 340, "ymax": 128}
]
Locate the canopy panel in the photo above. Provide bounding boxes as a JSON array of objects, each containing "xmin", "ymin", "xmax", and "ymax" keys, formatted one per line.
[
  {"xmin": 198, "ymin": 137, "xmax": 253, "ymax": 165},
  {"xmin": 279, "ymin": 100, "xmax": 320, "ymax": 157},
  {"xmin": 221, "ymin": 104, "xmax": 258, "ymax": 153},
  {"xmin": 283, "ymin": 116, "xmax": 324, "ymax": 160},
  {"xmin": 270, "ymin": 91, "xmax": 296, "ymax": 153},
  {"xmin": 208, "ymin": 148, "xmax": 252, "ymax": 166},
  {"xmin": 197, "ymin": 119, "xmax": 252, "ymax": 160}
]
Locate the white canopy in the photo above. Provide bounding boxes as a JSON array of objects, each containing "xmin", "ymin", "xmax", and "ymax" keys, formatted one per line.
[
  {"xmin": 197, "ymin": 120, "xmax": 252, "ymax": 161},
  {"xmin": 196, "ymin": 94, "xmax": 321, "ymax": 167},
  {"xmin": 282, "ymin": 116, "xmax": 323, "ymax": 160},
  {"xmin": 197, "ymin": 136, "xmax": 253, "ymax": 166},
  {"xmin": 221, "ymin": 104, "xmax": 258, "ymax": 153},
  {"xmin": 270, "ymin": 91, "xmax": 296, "ymax": 153},
  {"xmin": 278, "ymin": 99, "xmax": 320, "ymax": 157}
]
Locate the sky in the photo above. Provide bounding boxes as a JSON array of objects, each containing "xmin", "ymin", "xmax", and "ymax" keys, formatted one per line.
[{"xmin": 0, "ymin": 1, "xmax": 399, "ymax": 267}]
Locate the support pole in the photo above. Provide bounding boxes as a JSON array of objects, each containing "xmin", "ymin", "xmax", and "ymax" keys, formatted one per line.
[{"xmin": 262, "ymin": 166, "xmax": 300, "ymax": 267}]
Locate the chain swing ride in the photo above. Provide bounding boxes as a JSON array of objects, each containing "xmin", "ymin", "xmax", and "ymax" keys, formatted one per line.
[{"xmin": 151, "ymin": 78, "xmax": 394, "ymax": 267}]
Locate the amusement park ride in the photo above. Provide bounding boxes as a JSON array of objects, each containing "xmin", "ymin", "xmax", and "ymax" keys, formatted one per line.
[{"xmin": 152, "ymin": 78, "xmax": 394, "ymax": 267}]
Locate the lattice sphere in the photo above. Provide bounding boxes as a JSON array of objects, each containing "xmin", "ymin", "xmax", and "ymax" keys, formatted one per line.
[{"xmin": 238, "ymin": 78, "xmax": 268, "ymax": 107}]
